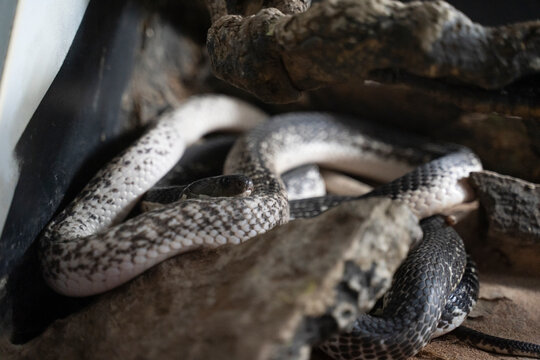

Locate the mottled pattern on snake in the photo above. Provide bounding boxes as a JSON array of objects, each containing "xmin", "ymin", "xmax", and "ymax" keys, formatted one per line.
[
  {"xmin": 40, "ymin": 95, "xmax": 269, "ymax": 296},
  {"xmin": 288, "ymin": 147, "xmax": 481, "ymax": 219},
  {"xmin": 40, "ymin": 104, "xmax": 480, "ymax": 296},
  {"xmin": 39, "ymin": 100, "xmax": 495, "ymax": 360}
]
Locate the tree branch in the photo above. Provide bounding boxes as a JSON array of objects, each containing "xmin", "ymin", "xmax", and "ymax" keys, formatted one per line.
[{"xmin": 207, "ymin": 0, "xmax": 540, "ymax": 104}]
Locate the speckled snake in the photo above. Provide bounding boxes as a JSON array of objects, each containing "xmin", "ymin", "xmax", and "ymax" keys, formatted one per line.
[{"xmin": 39, "ymin": 95, "xmax": 540, "ymax": 359}]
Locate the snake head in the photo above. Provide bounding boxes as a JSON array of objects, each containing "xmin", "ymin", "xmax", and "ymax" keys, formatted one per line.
[{"xmin": 183, "ymin": 174, "xmax": 254, "ymax": 199}]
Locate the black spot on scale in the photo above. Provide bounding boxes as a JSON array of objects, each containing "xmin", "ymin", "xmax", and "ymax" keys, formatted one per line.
[
  {"xmin": 114, "ymin": 248, "xmax": 131, "ymax": 255},
  {"xmin": 45, "ymin": 259, "xmax": 60, "ymax": 276},
  {"xmin": 49, "ymin": 244, "xmax": 64, "ymax": 256},
  {"xmin": 62, "ymin": 252, "xmax": 73, "ymax": 262},
  {"xmin": 389, "ymin": 348, "xmax": 403, "ymax": 359},
  {"xmin": 74, "ymin": 264, "xmax": 88, "ymax": 272},
  {"xmin": 402, "ymin": 343, "xmax": 415, "ymax": 355}
]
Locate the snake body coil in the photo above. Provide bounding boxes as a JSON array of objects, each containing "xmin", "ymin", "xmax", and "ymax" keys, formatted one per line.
[
  {"xmin": 320, "ymin": 216, "xmax": 478, "ymax": 360},
  {"xmin": 40, "ymin": 96, "xmax": 269, "ymax": 296},
  {"xmin": 40, "ymin": 95, "xmax": 510, "ymax": 360}
]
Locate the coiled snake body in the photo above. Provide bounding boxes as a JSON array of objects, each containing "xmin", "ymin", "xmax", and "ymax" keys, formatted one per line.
[{"xmin": 39, "ymin": 96, "xmax": 539, "ymax": 359}]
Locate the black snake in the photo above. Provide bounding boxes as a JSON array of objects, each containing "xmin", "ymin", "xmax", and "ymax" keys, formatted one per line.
[{"xmin": 39, "ymin": 95, "xmax": 540, "ymax": 359}]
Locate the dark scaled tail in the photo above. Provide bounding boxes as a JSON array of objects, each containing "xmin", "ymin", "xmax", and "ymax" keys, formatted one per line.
[{"xmin": 454, "ymin": 326, "xmax": 540, "ymax": 358}]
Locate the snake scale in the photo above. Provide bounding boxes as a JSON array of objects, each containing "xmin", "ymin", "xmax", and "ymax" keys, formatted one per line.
[{"xmin": 39, "ymin": 95, "xmax": 540, "ymax": 359}]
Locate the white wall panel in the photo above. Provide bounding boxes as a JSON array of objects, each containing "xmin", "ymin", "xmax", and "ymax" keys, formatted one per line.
[{"xmin": 0, "ymin": 0, "xmax": 90, "ymax": 234}]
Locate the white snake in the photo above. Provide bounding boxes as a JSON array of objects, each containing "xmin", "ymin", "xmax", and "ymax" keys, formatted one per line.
[
  {"xmin": 40, "ymin": 94, "xmax": 540, "ymax": 359},
  {"xmin": 40, "ymin": 95, "xmax": 268, "ymax": 296},
  {"xmin": 39, "ymin": 94, "xmax": 477, "ymax": 296}
]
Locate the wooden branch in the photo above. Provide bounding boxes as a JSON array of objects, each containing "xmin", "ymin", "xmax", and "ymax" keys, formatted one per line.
[
  {"xmin": 204, "ymin": 0, "xmax": 309, "ymax": 22},
  {"xmin": 206, "ymin": 0, "xmax": 540, "ymax": 105}
]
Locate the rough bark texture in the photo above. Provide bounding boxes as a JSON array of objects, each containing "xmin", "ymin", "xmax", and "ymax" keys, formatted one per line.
[
  {"xmin": 265, "ymin": 0, "xmax": 310, "ymax": 14},
  {"xmin": 207, "ymin": 0, "xmax": 540, "ymax": 104},
  {"xmin": 204, "ymin": 0, "xmax": 311, "ymax": 21},
  {"xmin": 1, "ymin": 200, "xmax": 420, "ymax": 360}
]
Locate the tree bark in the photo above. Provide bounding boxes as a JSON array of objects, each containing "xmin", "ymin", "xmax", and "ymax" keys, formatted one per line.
[{"xmin": 206, "ymin": 0, "xmax": 540, "ymax": 106}]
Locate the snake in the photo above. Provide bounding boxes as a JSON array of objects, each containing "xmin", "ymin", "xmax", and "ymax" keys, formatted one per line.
[
  {"xmin": 140, "ymin": 174, "xmax": 255, "ymax": 212},
  {"xmin": 140, "ymin": 164, "xmax": 323, "ymax": 210},
  {"xmin": 39, "ymin": 95, "xmax": 540, "ymax": 359}
]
